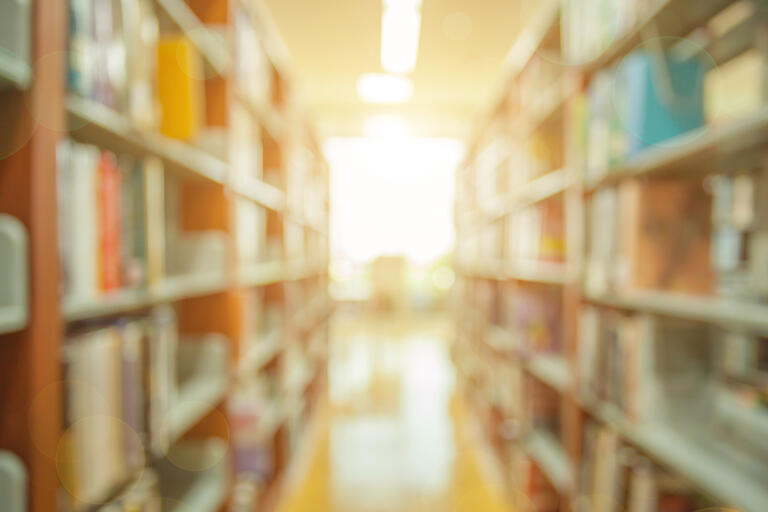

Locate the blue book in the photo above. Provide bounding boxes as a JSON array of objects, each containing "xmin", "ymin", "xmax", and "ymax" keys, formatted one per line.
[{"xmin": 616, "ymin": 50, "xmax": 706, "ymax": 156}]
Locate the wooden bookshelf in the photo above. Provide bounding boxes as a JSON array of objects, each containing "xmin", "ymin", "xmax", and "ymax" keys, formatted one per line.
[
  {"xmin": 455, "ymin": 1, "xmax": 768, "ymax": 511},
  {"xmin": 0, "ymin": 1, "xmax": 331, "ymax": 511}
]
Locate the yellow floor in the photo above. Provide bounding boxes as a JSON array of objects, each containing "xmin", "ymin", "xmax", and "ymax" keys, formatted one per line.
[{"xmin": 276, "ymin": 310, "xmax": 514, "ymax": 512}]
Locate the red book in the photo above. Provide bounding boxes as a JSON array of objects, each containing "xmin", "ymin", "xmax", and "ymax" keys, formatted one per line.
[{"xmin": 98, "ymin": 151, "xmax": 122, "ymax": 292}]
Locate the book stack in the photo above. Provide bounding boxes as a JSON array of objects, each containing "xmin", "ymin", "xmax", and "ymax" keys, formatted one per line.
[
  {"xmin": 578, "ymin": 308, "xmax": 656, "ymax": 421},
  {"xmin": 510, "ymin": 284, "xmax": 562, "ymax": 355},
  {"xmin": 710, "ymin": 169, "xmax": 768, "ymax": 300},
  {"xmin": 57, "ymin": 140, "xmax": 165, "ymax": 302},
  {"xmin": 586, "ymin": 179, "xmax": 713, "ymax": 296},
  {"xmin": 61, "ymin": 306, "xmax": 177, "ymax": 508},
  {"xmin": 561, "ymin": 0, "xmax": 661, "ymax": 65},
  {"xmin": 68, "ymin": 0, "xmax": 159, "ymax": 127},
  {"xmin": 582, "ymin": 50, "xmax": 706, "ymax": 183},
  {"xmin": 577, "ymin": 421, "xmax": 718, "ymax": 512}
]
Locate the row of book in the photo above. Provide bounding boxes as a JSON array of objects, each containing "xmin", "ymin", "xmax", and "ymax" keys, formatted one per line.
[
  {"xmin": 586, "ymin": 168, "xmax": 768, "ymax": 300},
  {"xmin": 578, "ymin": 49, "xmax": 706, "ymax": 183},
  {"xmin": 57, "ymin": 139, "xmax": 165, "ymax": 300},
  {"xmin": 61, "ymin": 306, "xmax": 235, "ymax": 510},
  {"xmin": 61, "ymin": 307, "xmax": 178, "ymax": 508},
  {"xmin": 577, "ymin": 422, "xmax": 717, "ymax": 512},
  {"xmin": 69, "ymin": 0, "xmax": 160, "ymax": 129},
  {"xmin": 561, "ymin": 0, "xmax": 663, "ymax": 65},
  {"xmin": 471, "ymin": 132, "xmax": 564, "ymax": 212},
  {"xmin": 508, "ymin": 200, "xmax": 566, "ymax": 264}
]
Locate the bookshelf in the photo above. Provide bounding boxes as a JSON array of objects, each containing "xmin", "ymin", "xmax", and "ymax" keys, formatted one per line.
[
  {"xmin": 0, "ymin": 215, "xmax": 28, "ymax": 335},
  {"xmin": 455, "ymin": 1, "xmax": 768, "ymax": 511},
  {"xmin": 0, "ymin": 1, "xmax": 331, "ymax": 511}
]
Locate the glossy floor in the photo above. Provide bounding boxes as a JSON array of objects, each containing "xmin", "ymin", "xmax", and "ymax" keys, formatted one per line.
[{"xmin": 276, "ymin": 310, "xmax": 514, "ymax": 512}]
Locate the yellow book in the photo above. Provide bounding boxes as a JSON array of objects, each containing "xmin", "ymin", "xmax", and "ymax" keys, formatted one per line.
[{"xmin": 156, "ymin": 36, "xmax": 203, "ymax": 140}]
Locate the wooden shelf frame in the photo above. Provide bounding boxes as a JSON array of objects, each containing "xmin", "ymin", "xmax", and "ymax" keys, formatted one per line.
[{"xmin": 0, "ymin": 2, "xmax": 332, "ymax": 511}]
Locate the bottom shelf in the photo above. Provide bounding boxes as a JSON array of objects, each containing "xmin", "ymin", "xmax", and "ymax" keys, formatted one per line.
[
  {"xmin": 156, "ymin": 439, "xmax": 230, "ymax": 512},
  {"xmin": 523, "ymin": 430, "xmax": 572, "ymax": 493},
  {"xmin": 584, "ymin": 400, "xmax": 768, "ymax": 512}
]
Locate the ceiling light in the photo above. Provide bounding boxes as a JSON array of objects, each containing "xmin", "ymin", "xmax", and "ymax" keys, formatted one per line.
[
  {"xmin": 381, "ymin": 2, "xmax": 422, "ymax": 74},
  {"xmin": 357, "ymin": 73, "xmax": 413, "ymax": 103}
]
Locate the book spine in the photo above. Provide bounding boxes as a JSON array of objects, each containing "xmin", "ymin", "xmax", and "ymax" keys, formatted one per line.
[{"xmin": 98, "ymin": 150, "xmax": 123, "ymax": 292}]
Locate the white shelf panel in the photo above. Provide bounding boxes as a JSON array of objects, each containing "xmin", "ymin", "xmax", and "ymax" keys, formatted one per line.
[
  {"xmin": 63, "ymin": 272, "xmax": 230, "ymax": 322},
  {"xmin": 587, "ymin": 107, "xmax": 768, "ymax": 189},
  {"xmin": 507, "ymin": 261, "xmax": 571, "ymax": 285},
  {"xmin": 585, "ymin": 400, "xmax": 768, "ymax": 512},
  {"xmin": 156, "ymin": 439, "xmax": 229, "ymax": 512},
  {"xmin": 581, "ymin": 0, "xmax": 734, "ymax": 75},
  {"xmin": 238, "ymin": 327, "xmax": 283, "ymax": 376},
  {"xmin": 0, "ymin": 451, "xmax": 26, "ymax": 512},
  {"xmin": 233, "ymin": 176, "xmax": 286, "ymax": 212},
  {"xmin": 586, "ymin": 290, "xmax": 768, "ymax": 334},
  {"xmin": 0, "ymin": 50, "xmax": 31, "ymax": 89},
  {"xmin": 525, "ymin": 354, "xmax": 570, "ymax": 393},
  {"xmin": 239, "ymin": 260, "xmax": 285, "ymax": 287},
  {"xmin": 489, "ymin": 167, "xmax": 574, "ymax": 220},
  {"xmin": 524, "ymin": 430, "xmax": 572, "ymax": 492},
  {"xmin": 0, "ymin": 215, "xmax": 28, "ymax": 335},
  {"xmin": 66, "ymin": 95, "xmax": 228, "ymax": 184},
  {"xmin": 155, "ymin": 0, "xmax": 230, "ymax": 75}
]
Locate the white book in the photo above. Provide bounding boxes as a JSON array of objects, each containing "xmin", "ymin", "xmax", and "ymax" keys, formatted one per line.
[{"xmin": 69, "ymin": 144, "xmax": 100, "ymax": 300}]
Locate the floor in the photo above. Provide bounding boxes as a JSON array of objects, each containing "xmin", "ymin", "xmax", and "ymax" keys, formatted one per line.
[{"xmin": 275, "ymin": 309, "xmax": 514, "ymax": 512}]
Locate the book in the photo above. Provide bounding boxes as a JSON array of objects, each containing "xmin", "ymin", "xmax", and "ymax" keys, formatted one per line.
[
  {"xmin": 156, "ymin": 35, "xmax": 204, "ymax": 141},
  {"xmin": 98, "ymin": 150, "xmax": 123, "ymax": 292}
]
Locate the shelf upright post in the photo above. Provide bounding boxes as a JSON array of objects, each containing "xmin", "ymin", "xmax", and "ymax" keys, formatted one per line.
[{"xmin": 0, "ymin": 2, "xmax": 67, "ymax": 512}]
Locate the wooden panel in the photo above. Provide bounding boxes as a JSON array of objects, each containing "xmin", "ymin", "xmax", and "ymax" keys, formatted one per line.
[{"xmin": 0, "ymin": 1, "xmax": 67, "ymax": 511}]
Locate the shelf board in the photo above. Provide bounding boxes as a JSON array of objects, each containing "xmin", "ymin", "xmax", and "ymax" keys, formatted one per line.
[
  {"xmin": 524, "ymin": 430, "xmax": 572, "ymax": 492},
  {"xmin": 169, "ymin": 373, "xmax": 229, "ymax": 443},
  {"xmin": 284, "ymin": 259, "xmax": 329, "ymax": 281},
  {"xmin": 507, "ymin": 261, "xmax": 571, "ymax": 285},
  {"xmin": 66, "ymin": 95, "xmax": 228, "ymax": 184},
  {"xmin": 238, "ymin": 327, "xmax": 283, "ymax": 375},
  {"xmin": 587, "ymin": 108, "xmax": 768, "ymax": 190},
  {"xmin": 236, "ymin": 89, "xmax": 285, "ymax": 141},
  {"xmin": 493, "ymin": 0, "xmax": 560, "ymax": 105},
  {"xmin": 155, "ymin": 0, "xmax": 229, "ymax": 75},
  {"xmin": 233, "ymin": 176, "xmax": 286, "ymax": 211},
  {"xmin": 524, "ymin": 354, "xmax": 571, "ymax": 393},
  {"xmin": 490, "ymin": 167, "xmax": 574, "ymax": 220},
  {"xmin": 585, "ymin": 290, "xmax": 768, "ymax": 334},
  {"xmin": 0, "ymin": 215, "xmax": 28, "ymax": 335},
  {"xmin": 581, "ymin": 0, "xmax": 734, "ymax": 75},
  {"xmin": 584, "ymin": 400, "xmax": 768, "ymax": 512},
  {"xmin": 486, "ymin": 325, "xmax": 514, "ymax": 353},
  {"xmin": 239, "ymin": 260, "xmax": 286, "ymax": 287},
  {"xmin": 0, "ymin": 50, "xmax": 31, "ymax": 89},
  {"xmin": 157, "ymin": 439, "xmax": 230, "ymax": 512},
  {"xmin": 63, "ymin": 272, "xmax": 230, "ymax": 322}
]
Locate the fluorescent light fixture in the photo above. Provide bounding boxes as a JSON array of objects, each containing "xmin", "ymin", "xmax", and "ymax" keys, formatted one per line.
[
  {"xmin": 381, "ymin": 2, "xmax": 422, "ymax": 74},
  {"xmin": 357, "ymin": 73, "xmax": 413, "ymax": 103},
  {"xmin": 363, "ymin": 114, "xmax": 410, "ymax": 139}
]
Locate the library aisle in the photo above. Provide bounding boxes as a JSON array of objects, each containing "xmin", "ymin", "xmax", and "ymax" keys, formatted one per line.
[
  {"xmin": 3, "ymin": 0, "xmax": 768, "ymax": 511},
  {"xmin": 274, "ymin": 310, "xmax": 513, "ymax": 512}
]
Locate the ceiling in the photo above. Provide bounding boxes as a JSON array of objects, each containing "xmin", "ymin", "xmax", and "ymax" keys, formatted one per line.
[{"xmin": 263, "ymin": 0, "xmax": 537, "ymax": 139}]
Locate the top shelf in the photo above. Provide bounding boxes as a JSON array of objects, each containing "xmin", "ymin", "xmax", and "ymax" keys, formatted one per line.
[
  {"xmin": 587, "ymin": 107, "xmax": 768, "ymax": 190},
  {"xmin": 67, "ymin": 95, "xmax": 229, "ymax": 184},
  {"xmin": 580, "ymin": 0, "xmax": 734, "ymax": 75},
  {"xmin": 155, "ymin": 0, "xmax": 229, "ymax": 75}
]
